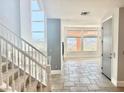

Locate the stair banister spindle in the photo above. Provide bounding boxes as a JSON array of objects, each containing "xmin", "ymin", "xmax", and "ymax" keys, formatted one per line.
[
  {"xmin": 23, "ymin": 54, "xmax": 25, "ymax": 70},
  {"xmin": 17, "ymin": 50, "xmax": 21, "ymax": 91},
  {"xmin": 40, "ymin": 66, "xmax": 42, "ymax": 82},
  {"xmin": 19, "ymin": 56, "xmax": 24, "ymax": 90},
  {"xmin": 46, "ymin": 64, "xmax": 51, "ymax": 92},
  {"xmin": 45, "ymin": 57, "xmax": 47, "ymax": 66},
  {"xmin": 29, "ymin": 59, "xmax": 32, "ymax": 87},
  {"xmin": 39, "ymin": 67, "xmax": 43, "ymax": 91},
  {"xmin": 17, "ymin": 50, "xmax": 21, "ymax": 92},
  {"xmin": 35, "ymin": 63, "xmax": 37, "ymax": 79},
  {"xmin": 1, "ymin": 40, "xmax": 3, "ymax": 55},
  {"xmin": 11, "ymin": 45, "xmax": 15, "ymax": 91},
  {"xmin": 44, "ymin": 56, "xmax": 45, "ymax": 65},
  {"xmin": 3, "ymin": 40, "xmax": 5, "ymax": 59},
  {"xmin": 29, "ymin": 46, "xmax": 31, "ymax": 57},
  {"xmin": 32, "ymin": 48, "xmax": 34, "ymax": 59},
  {"xmin": 28, "ymin": 44, "xmax": 29, "ymax": 56},
  {"xmin": 13, "ymin": 45, "xmax": 16, "ymax": 66},
  {"xmin": 2, "ymin": 39, "xmax": 4, "ymax": 56},
  {"xmin": 0, "ymin": 38, "xmax": 3, "ymax": 85},
  {"xmin": 21, "ymin": 52, "xmax": 23, "ymax": 69},
  {"xmin": 5, "ymin": 40, "xmax": 9, "ymax": 89},
  {"xmin": 31, "ymin": 60, "xmax": 33, "ymax": 77},
  {"xmin": 31, "ymin": 48, "xmax": 33, "ymax": 58},
  {"xmin": 24, "ymin": 42, "xmax": 26, "ymax": 52},
  {"xmin": 38, "ymin": 53, "xmax": 40, "ymax": 64},
  {"xmin": 23, "ymin": 54, "xmax": 26, "ymax": 91},
  {"xmin": 18, "ymin": 50, "xmax": 20, "ymax": 67},
  {"xmin": 12, "ymin": 45, "xmax": 14, "ymax": 69},
  {"xmin": 42, "ymin": 55, "xmax": 43, "ymax": 66},
  {"xmin": 36, "ymin": 51, "xmax": 38, "ymax": 62},
  {"xmin": 23, "ymin": 41, "xmax": 25, "ymax": 52},
  {"xmin": 35, "ymin": 51, "xmax": 37, "ymax": 61},
  {"xmin": 29, "ymin": 58, "xmax": 31, "ymax": 73}
]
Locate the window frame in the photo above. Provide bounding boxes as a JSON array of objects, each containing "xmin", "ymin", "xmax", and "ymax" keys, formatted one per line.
[{"xmin": 65, "ymin": 28, "xmax": 98, "ymax": 52}]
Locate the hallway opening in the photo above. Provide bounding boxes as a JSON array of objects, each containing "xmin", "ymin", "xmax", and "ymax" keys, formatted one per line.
[{"xmin": 64, "ymin": 27, "xmax": 100, "ymax": 59}]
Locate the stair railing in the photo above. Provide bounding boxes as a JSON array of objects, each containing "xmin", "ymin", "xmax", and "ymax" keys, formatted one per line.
[
  {"xmin": 0, "ymin": 35, "xmax": 51, "ymax": 91},
  {"xmin": 0, "ymin": 23, "xmax": 48, "ymax": 67}
]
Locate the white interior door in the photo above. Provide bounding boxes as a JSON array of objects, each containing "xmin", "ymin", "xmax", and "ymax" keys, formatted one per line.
[{"xmin": 102, "ymin": 18, "xmax": 112, "ymax": 79}]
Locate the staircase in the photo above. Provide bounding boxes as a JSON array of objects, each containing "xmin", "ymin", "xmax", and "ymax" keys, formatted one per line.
[{"xmin": 0, "ymin": 23, "xmax": 51, "ymax": 92}]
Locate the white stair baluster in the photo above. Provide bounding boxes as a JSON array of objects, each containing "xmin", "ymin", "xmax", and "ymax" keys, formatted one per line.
[
  {"xmin": 5, "ymin": 41, "xmax": 9, "ymax": 90},
  {"xmin": 11, "ymin": 46, "xmax": 15, "ymax": 92},
  {"xmin": 0, "ymin": 39, "xmax": 3, "ymax": 86}
]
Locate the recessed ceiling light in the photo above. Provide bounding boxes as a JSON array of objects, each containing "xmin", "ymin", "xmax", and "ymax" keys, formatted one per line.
[{"xmin": 80, "ymin": 11, "xmax": 90, "ymax": 16}]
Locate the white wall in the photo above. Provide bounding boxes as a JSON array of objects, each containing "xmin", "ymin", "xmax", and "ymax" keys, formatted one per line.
[
  {"xmin": 118, "ymin": 7, "xmax": 124, "ymax": 83},
  {"xmin": 0, "ymin": 0, "xmax": 20, "ymax": 35},
  {"xmin": 20, "ymin": 0, "xmax": 32, "ymax": 43},
  {"xmin": 111, "ymin": 8, "xmax": 119, "ymax": 86},
  {"xmin": 0, "ymin": 0, "xmax": 32, "ymax": 43}
]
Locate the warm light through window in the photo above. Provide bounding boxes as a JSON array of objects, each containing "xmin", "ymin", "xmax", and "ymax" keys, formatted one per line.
[{"xmin": 66, "ymin": 29, "xmax": 98, "ymax": 52}]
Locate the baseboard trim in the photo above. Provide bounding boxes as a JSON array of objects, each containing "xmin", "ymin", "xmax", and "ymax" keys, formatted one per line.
[
  {"xmin": 51, "ymin": 70, "xmax": 61, "ymax": 74},
  {"xmin": 117, "ymin": 81, "xmax": 124, "ymax": 87},
  {"xmin": 111, "ymin": 78, "xmax": 124, "ymax": 87}
]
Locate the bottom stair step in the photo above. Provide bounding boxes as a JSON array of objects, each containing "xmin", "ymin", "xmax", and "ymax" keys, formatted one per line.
[{"xmin": 0, "ymin": 82, "xmax": 17, "ymax": 92}]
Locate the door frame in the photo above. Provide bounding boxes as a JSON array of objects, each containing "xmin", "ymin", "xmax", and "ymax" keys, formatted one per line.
[{"xmin": 101, "ymin": 16, "xmax": 113, "ymax": 80}]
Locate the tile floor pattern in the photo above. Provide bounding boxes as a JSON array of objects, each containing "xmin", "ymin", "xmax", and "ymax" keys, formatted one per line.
[{"xmin": 51, "ymin": 59, "xmax": 124, "ymax": 92}]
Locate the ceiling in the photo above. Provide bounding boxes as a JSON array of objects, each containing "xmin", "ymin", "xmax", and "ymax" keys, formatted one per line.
[{"xmin": 43, "ymin": 0, "xmax": 124, "ymax": 24}]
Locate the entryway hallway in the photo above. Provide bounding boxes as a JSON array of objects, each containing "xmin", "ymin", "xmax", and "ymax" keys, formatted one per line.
[{"xmin": 51, "ymin": 58, "xmax": 124, "ymax": 92}]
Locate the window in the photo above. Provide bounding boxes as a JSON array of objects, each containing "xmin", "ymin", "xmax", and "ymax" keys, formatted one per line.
[
  {"xmin": 66, "ymin": 28, "xmax": 98, "ymax": 52},
  {"xmin": 32, "ymin": 11, "xmax": 44, "ymax": 21},
  {"xmin": 83, "ymin": 37, "xmax": 97, "ymax": 51},
  {"xmin": 32, "ymin": 0, "xmax": 40, "ymax": 10},
  {"xmin": 67, "ymin": 38, "xmax": 77, "ymax": 51},
  {"xmin": 67, "ymin": 38, "xmax": 81, "ymax": 51},
  {"xmin": 31, "ymin": 0, "xmax": 45, "ymax": 43},
  {"xmin": 32, "ymin": 22, "xmax": 44, "ymax": 31}
]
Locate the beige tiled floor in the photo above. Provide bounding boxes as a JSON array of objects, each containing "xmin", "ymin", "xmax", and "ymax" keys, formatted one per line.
[{"xmin": 51, "ymin": 58, "xmax": 124, "ymax": 92}]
